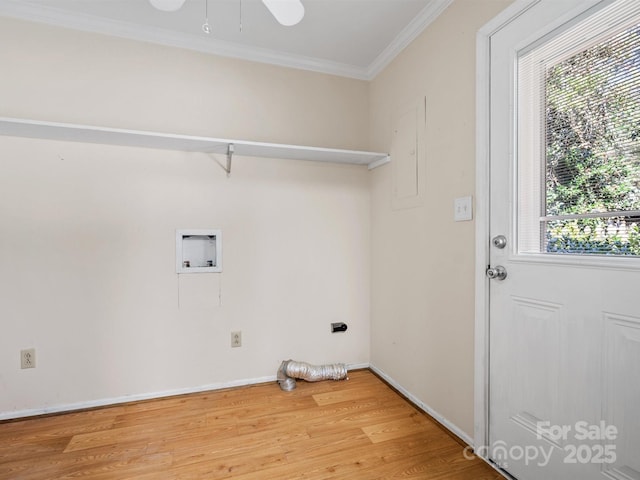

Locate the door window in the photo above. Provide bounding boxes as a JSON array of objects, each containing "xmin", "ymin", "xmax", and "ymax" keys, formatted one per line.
[{"xmin": 517, "ymin": 1, "xmax": 640, "ymax": 255}]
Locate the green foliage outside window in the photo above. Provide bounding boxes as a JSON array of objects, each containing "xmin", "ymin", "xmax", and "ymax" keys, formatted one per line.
[{"xmin": 545, "ymin": 24, "xmax": 640, "ymax": 255}]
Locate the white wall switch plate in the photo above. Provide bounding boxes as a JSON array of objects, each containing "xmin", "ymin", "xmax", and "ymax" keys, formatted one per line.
[{"xmin": 454, "ymin": 196, "xmax": 473, "ymax": 221}]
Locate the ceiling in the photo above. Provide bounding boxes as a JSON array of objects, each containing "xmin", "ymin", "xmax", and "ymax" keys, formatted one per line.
[{"xmin": 0, "ymin": 0, "xmax": 452, "ymax": 79}]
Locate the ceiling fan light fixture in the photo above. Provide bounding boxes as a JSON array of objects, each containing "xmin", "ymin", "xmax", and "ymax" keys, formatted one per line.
[
  {"xmin": 202, "ymin": 0, "xmax": 211, "ymax": 34},
  {"xmin": 262, "ymin": 0, "xmax": 305, "ymax": 26},
  {"xmin": 149, "ymin": 0, "xmax": 186, "ymax": 12}
]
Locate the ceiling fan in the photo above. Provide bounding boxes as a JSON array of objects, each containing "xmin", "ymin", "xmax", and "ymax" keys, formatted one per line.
[{"xmin": 148, "ymin": 0, "xmax": 305, "ymax": 27}]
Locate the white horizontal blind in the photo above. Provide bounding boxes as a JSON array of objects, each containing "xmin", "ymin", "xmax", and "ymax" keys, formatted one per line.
[{"xmin": 518, "ymin": 0, "xmax": 640, "ymax": 255}]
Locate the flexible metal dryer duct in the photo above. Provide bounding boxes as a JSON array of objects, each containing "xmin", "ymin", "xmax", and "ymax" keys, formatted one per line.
[{"xmin": 277, "ymin": 360, "xmax": 348, "ymax": 391}]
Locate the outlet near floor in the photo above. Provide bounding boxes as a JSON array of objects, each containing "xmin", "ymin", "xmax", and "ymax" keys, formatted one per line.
[
  {"xmin": 231, "ymin": 331, "xmax": 242, "ymax": 348},
  {"xmin": 21, "ymin": 348, "xmax": 36, "ymax": 369}
]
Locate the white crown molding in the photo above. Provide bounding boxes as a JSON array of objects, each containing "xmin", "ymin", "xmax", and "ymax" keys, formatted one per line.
[
  {"xmin": 0, "ymin": 0, "xmax": 450, "ymax": 81},
  {"xmin": 366, "ymin": 0, "xmax": 453, "ymax": 79},
  {"xmin": 0, "ymin": 0, "xmax": 370, "ymax": 79}
]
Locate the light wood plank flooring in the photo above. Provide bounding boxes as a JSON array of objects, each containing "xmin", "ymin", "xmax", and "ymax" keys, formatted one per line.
[{"xmin": 0, "ymin": 369, "xmax": 503, "ymax": 479}]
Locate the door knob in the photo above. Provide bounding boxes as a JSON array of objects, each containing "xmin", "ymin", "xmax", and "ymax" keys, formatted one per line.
[{"xmin": 486, "ymin": 265, "xmax": 507, "ymax": 280}]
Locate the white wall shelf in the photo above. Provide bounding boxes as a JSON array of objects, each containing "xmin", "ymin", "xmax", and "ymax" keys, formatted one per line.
[{"xmin": 0, "ymin": 117, "xmax": 390, "ymax": 171}]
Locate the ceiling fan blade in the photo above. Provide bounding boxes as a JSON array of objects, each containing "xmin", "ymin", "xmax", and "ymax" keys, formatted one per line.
[
  {"xmin": 149, "ymin": 0, "xmax": 186, "ymax": 12},
  {"xmin": 262, "ymin": 0, "xmax": 305, "ymax": 26}
]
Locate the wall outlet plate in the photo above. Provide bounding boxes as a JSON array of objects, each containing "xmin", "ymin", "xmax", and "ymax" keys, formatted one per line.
[
  {"xmin": 231, "ymin": 331, "xmax": 242, "ymax": 348},
  {"xmin": 21, "ymin": 348, "xmax": 36, "ymax": 369}
]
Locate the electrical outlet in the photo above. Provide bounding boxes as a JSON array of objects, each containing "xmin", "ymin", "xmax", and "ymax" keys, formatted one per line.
[
  {"xmin": 231, "ymin": 331, "xmax": 242, "ymax": 348},
  {"xmin": 21, "ymin": 348, "xmax": 36, "ymax": 369}
]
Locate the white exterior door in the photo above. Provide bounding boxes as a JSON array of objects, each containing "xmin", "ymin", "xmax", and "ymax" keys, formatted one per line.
[{"xmin": 488, "ymin": 1, "xmax": 640, "ymax": 479}]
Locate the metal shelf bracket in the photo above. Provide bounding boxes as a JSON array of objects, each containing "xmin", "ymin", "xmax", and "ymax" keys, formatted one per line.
[{"xmin": 225, "ymin": 143, "xmax": 234, "ymax": 177}]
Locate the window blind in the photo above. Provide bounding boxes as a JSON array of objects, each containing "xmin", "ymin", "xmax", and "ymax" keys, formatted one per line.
[{"xmin": 518, "ymin": 0, "xmax": 640, "ymax": 255}]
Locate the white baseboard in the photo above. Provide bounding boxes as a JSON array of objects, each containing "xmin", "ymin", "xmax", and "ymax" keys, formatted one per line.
[
  {"xmin": 1, "ymin": 361, "xmax": 473, "ymax": 444},
  {"xmin": 346, "ymin": 362, "xmax": 370, "ymax": 371},
  {"xmin": 0, "ymin": 374, "xmax": 276, "ymax": 421},
  {"xmin": 0, "ymin": 362, "xmax": 372, "ymax": 421},
  {"xmin": 368, "ymin": 363, "xmax": 474, "ymax": 447}
]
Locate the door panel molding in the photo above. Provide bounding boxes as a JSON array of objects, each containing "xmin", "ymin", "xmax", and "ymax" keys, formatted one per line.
[{"xmin": 603, "ymin": 313, "xmax": 640, "ymax": 480}]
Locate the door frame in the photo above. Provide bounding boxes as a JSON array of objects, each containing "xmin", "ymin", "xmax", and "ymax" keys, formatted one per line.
[{"xmin": 473, "ymin": 0, "xmax": 543, "ymax": 457}]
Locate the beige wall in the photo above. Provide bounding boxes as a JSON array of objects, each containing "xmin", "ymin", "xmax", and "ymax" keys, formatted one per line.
[
  {"xmin": 0, "ymin": 18, "xmax": 369, "ymax": 150},
  {"xmin": 369, "ymin": 0, "xmax": 511, "ymax": 438},
  {"xmin": 0, "ymin": 1, "xmax": 515, "ymax": 436},
  {"xmin": 0, "ymin": 17, "xmax": 371, "ymax": 415}
]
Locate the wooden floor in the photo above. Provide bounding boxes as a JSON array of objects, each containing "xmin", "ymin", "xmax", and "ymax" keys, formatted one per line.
[{"xmin": 0, "ymin": 369, "xmax": 503, "ymax": 479}]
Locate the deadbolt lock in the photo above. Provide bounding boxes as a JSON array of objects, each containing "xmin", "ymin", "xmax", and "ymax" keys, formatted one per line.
[{"xmin": 492, "ymin": 235, "xmax": 507, "ymax": 249}]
